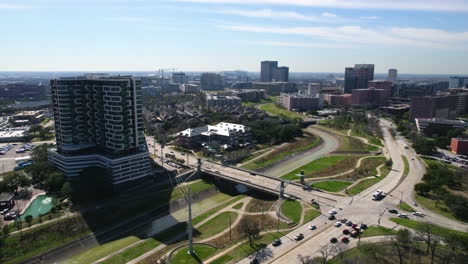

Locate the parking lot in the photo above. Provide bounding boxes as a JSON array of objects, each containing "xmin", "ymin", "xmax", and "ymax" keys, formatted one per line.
[
  {"xmin": 0, "ymin": 143, "xmax": 35, "ymax": 177},
  {"xmin": 431, "ymin": 150, "xmax": 468, "ymax": 169}
]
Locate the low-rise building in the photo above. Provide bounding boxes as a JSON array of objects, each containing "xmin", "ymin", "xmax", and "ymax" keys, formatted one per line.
[
  {"xmin": 251, "ymin": 82, "xmax": 296, "ymax": 96},
  {"xmin": 451, "ymin": 138, "xmax": 468, "ymax": 155},
  {"xmin": 380, "ymin": 104, "xmax": 410, "ymax": 116},
  {"xmin": 415, "ymin": 118, "xmax": 467, "ymax": 137},
  {"xmin": 323, "ymin": 94, "xmax": 352, "ymax": 107},
  {"xmin": 0, "ymin": 193, "xmax": 15, "ymax": 209},
  {"xmin": 9, "ymin": 110, "xmax": 45, "ymax": 127},
  {"xmin": 230, "ymin": 89, "xmax": 266, "ymax": 102},
  {"xmin": 178, "ymin": 122, "xmax": 251, "ymax": 148},
  {"xmin": 206, "ymin": 95, "xmax": 241, "ymax": 108},
  {"xmin": 280, "ymin": 93, "xmax": 323, "ymax": 111},
  {"xmin": 180, "ymin": 84, "xmax": 200, "ymax": 93},
  {"xmin": 0, "ymin": 129, "xmax": 27, "ymax": 142},
  {"xmin": 200, "ymin": 73, "xmax": 224, "ymax": 90},
  {"xmin": 352, "ymin": 88, "xmax": 386, "ymax": 106}
]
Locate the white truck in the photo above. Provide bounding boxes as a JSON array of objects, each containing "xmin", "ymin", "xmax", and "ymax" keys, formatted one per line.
[{"xmin": 371, "ymin": 190, "xmax": 385, "ymax": 200}]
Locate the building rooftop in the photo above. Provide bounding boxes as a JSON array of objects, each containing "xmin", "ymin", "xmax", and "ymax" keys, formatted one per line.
[
  {"xmin": 179, "ymin": 122, "xmax": 247, "ymax": 138},
  {"xmin": 415, "ymin": 118, "xmax": 467, "ymax": 125},
  {"xmin": 0, "ymin": 129, "xmax": 27, "ymax": 138}
]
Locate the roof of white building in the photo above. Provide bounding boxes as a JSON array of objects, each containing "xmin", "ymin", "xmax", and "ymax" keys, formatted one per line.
[{"xmin": 179, "ymin": 122, "xmax": 246, "ymax": 137}]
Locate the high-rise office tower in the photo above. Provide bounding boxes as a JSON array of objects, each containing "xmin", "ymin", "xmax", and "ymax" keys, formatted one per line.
[
  {"xmin": 260, "ymin": 61, "xmax": 278, "ymax": 82},
  {"xmin": 449, "ymin": 76, "xmax": 468, "ymax": 88},
  {"xmin": 260, "ymin": 61, "xmax": 289, "ymax": 82},
  {"xmin": 48, "ymin": 75, "xmax": 151, "ymax": 187},
  {"xmin": 388, "ymin": 69, "xmax": 398, "ymax": 82},
  {"xmin": 344, "ymin": 64, "xmax": 375, "ymax": 93}
]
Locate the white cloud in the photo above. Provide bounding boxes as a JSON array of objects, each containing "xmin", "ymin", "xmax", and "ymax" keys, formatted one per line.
[
  {"xmin": 219, "ymin": 24, "xmax": 468, "ymax": 48},
  {"xmin": 321, "ymin": 12, "xmax": 337, "ymax": 18},
  {"xmin": 245, "ymin": 40, "xmax": 350, "ymax": 48},
  {"xmin": 176, "ymin": 0, "xmax": 468, "ymax": 12},
  {"xmin": 223, "ymin": 9, "xmax": 331, "ymax": 22},
  {"xmin": 360, "ymin": 16, "xmax": 378, "ymax": 20}
]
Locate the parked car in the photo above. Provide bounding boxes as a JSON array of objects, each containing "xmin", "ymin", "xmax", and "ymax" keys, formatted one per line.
[
  {"xmin": 341, "ymin": 237, "xmax": 349, "ymax": 243},
  {"xmin": 334, "ymin": 222, "xmax": 342, "ymax": 227},
  {"xmin": 346, "ymin": 220, "xmax": 353, "ymax": 226},
  {"xmin": 1, "ymin": 208, "xmax": 11, "ymax": 215},
  {"xmin": 329, "ymin": 210, "xmax": 337, "ymax": 214},
  {"xmin": 342, "ymin": 229, "xmax": 350, "ymax": 235},
  {"xmin": 328, "ymin": 215, "xmax": 336, "ymax": 220},
  {"xmin": 330, "ymin": 237, "xmax": 338, "ymax": 243},
  {"xmin": 351, "ymin": 224, "xmax": 358, "ymax": 229},
  {"xmin": 309, "ymin": 225, "xmax": 317, "ymax": 230},
  {"xmin": 360, "ymin": 224, "xmax": 368, "ymax": 230},
  {"xmin": 398, "ymin": 213, "xmax": 408, "ymax": 219},
  {"xmin": 389, "ymin": 209, "xmax": 398, "ymax": 214},
  {"xmin": 340, "ymin": 218, "xmax": 347, "ymax": 223}
]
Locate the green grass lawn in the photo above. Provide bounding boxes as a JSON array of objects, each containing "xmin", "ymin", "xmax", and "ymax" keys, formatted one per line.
[
  {"xmin": 303, "ymin": 210, "xmax": 321, "ymax": 223},
  {"xmin": 317, "ymin": 125, "xmax": 379, "ymax": 152},
  {"xmin": 171, "ymin": 244, "xmax": 218, "ymax": 264},
  {"xmin": 402, "ymin": 155, "xmax": 409, "ymax": 176},
  {"xmin": 281, "ymin": 199, "xmax": 302, "ymax": 224},
  {"xmin": 311, "ymin": 181, "xmax": 352, "ymax": 192},
  {"xmin": 237, "ymin": 149, "xmax": 270, "ymax": 164},
  {"xmin": 415, "ymin": 194, "xmax": 465, "ymax": 222},
  {"xmin": 64, "ymin": 236, "xmax": 140, "ymax": 264},
  {"xmin": 399, "ymin": 202, "xmax": 416, "ymax": 212},
  {"xmin": 281, "ymin": 155, "xmax": 351, "ymax": 180},
  {"xmin": 197, "ymin": 212, "xmax": 238, "ymax": 239},
  {"xmin": 348, "ymin": 177, "xmax": 381, "ymax": 195},
  {"xmin": 209, "ymin": 232, "xmax": 283, "ymax": 264},
  {"xmin": 389, "ymin": 218, "xmax": 468, "ymax": 239},
  {"xmin": 360, "ymin": 226, "xmax": 397, "ymax": 238},
  {"xmin": 232, "ymin": 202, "xmax": 243, "ymax": 210},
  {"xmin": 242, "ymin": 134, "xmax": 321, "ymax": 170},
  {"xmin": 192, "ymin": 195, "xmax": 244, "ymax": 226},
  {"xmin": 259, "ymin": 103, "xmax": 306, "ymax": 119},
  {"xmin": 100, "ymin": 238, "xmax": 161, "ymax": 264},
  {"xmin": 241, "ymin": 98, "xmax": 273, "ymax": 106}
]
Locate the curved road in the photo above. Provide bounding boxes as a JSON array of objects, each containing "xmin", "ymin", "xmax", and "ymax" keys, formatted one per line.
[{"xmin": 261, "ymin": 126, "xmax": 339, "ymax": 177}]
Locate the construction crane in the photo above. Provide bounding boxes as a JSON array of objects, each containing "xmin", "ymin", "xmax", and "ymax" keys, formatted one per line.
[{"xmin": 157, "ymin": 68, "xmax": 179, "ymax": 79}]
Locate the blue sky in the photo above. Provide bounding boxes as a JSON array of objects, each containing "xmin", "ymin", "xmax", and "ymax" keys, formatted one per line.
[{"xmin": 1, "ymin": 0, "xmax": 468, "ymax": 74}]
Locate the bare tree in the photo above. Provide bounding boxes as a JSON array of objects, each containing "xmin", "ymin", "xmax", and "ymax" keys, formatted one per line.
[
  {"xmin": 297, "ymin": 254, "xmax": 313, "ymax": 264},
  {"xmin": 319, "ymin": 243, "xmax": 335, "ymax": 264},
  {"xmin": 391, "ymin": 229, "xmax": 412, "ymax": 264},
  {"xmin": 334, "ymin": 243, "xmax": 348, "ymax": 264},
  {"xmin": 415, "ymin": 224, "xmax": 442, "ymax": 264},
  {"xmin": 239, "ymin": 218, "xmax": 261, "ymax": 249},
  {"xmin": 360, "ymin": 242, "xmax": 381, "ymax": 262}
]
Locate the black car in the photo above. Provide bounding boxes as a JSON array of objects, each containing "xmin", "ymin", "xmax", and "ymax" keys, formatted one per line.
[
  {"xmin": 272, "ymin": 239, "xmax": 282, "ymax": 247},
  {"xmin": 328, "ymin": 215, "xmax": 336, "ymax": 220},
  {"xmin": 340, "ymin": 218, "xmax": 347, "ymax": 223},
  {"xmin": 360, "ymin": 224, "xmax": 368, "ymax": 230},
  {"xmin": 330, "ymin": 237, "xmax": 338, "ymax": 243},
  {"xmin": 389, "ymin": 209, "xmax": 398, "ymax": 214},
  {"xmin": 294, "ymin": 233, "xmax": 304, "ymax": 241},
  {"xmin": 302, "ymin": 186, "xmax": 312, "ymax": 191},
  {"xmin": 250, "ymin": 172, "xmax": 256, "ymax": 176},
  {"xmin": 250, "ymin": 259, "xmax": 259, "ymax": 264}
]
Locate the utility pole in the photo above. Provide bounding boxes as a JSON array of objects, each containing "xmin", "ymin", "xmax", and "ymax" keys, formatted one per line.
[{"xmin": 186, "ymin": 187, "xmax": 194, "ymax": 255}]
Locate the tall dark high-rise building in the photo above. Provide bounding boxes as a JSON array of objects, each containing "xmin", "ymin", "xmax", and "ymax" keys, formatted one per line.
[
  {"xmin": 344, "ymin": 64, "xmax": 374, "ymax": 93},
  {"xmin": 48, "ymin": 75, "xmax": 151, "ymax": 187},
  {"xmin": 260, "ymin": 61, "xmax": 278, "ymax": 82},
  {"xmin": 260, "ymin": 61, "xmax": 289, "ymax": 82}
]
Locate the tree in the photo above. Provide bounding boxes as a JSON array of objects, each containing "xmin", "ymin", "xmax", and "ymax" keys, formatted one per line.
[
  {"xmin": 61, "ymin": 182, "xmax": 73, "ymax": 197},
  {"xmin": 3, "ymin": 173, "xmax": 31, "ymax": 193},
  {"xmin": 319, "ymin": 243, "xmax": 335, "ymax": 264},
  {"xmin": 391, "ymin": 229, "xmax": 411, "ymax": 264},
  {"xmin": 24, "ymin": 215, "xmax": 33, "ymax": 227},
  {"xmin": 415, "ymin": 223, "xmax": 442, "ymax": 264},
  {"xmin": 385, "ymin": 159, "xmax": 393, "ymax": 167},
  {"xmin": 2, "ymin": 225, "xmax": 9, "ymax": 238},
  {"xmin": 45, "ymin": 172, "xmax": 65, "ymax": 194},
  {"xmin": 239, "ymin": 218, "xmax": 261, "ymax": 249},
  {"xmin": 433, "ymin": 187, "xmax": 449, "ymax": 208},
  {"xmin": 360, "ymin": 242, "xmax": 382, "ymax": 262},
  {"xmin": 414, "ymin": 183, "xmax": 432, "ymax": 196},
  {"xmin": 413, "ymin": 137, "xmax": 437, "ymax": 155}
]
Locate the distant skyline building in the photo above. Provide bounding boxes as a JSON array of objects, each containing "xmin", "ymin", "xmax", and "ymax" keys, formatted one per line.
[
  {"xmin": 308, "ymin": 83, "xmax": 321, "ymax": 97},
  {"xmin": 48, "ymin": 75, "xmax": 151, "ymax": 188},
  {"xmin": 368, "ymin": 80, "xmax": 392, "ymax": 98},
  {"xmin": 344, "ymin": 64, "xmax": 374, "ymax": 93},
  {"xmin": 172, "ymin": 72, "xmax": 188, "ymax": 84},
  {"xmin": 200, "ymin": 73, "xmax": 224, "ymax": 90},
  {"xmin": 352, "ymin": 87, "xmax": 386, "ymax": 106},
  {"xmin": 449, "ymin": 76, "xmax": 468, "ymax": 88},
  {"xmin": 260, "ymin": 60, "xmax": 289, "ymax": 82},
  {"xmin": 388, "ymin": 69, "xmax": 398, "ymax": 82}
]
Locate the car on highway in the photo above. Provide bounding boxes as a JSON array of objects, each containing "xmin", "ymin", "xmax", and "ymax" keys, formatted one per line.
[
  {"xmin": 330, "ymin": 237, "xmax": 338, "ymax": 243},
  {"xmin": 398, "ymin": 213, "xmax": 409, "ymax": 218},
  {"xmin": 250, "ymin": 172, "xmax": 256, "ymax": 176},
  {"xmin": 342, "ymin": 229, "xmax": 350, "ymax": 235},
  {"xmin": 412, "ymin": 202, "xmax": 418, "ymax": 206},
  {"xmin": 389, "ymin": 209, "xmax": 398, "ymax": 214},
  {"xmin": 329, "ymin": 210, "xmax": 337, "ymax": 214},
  {"xmin": 272, "ymin": 239, "xmax": 282, "ymax": 247},
  {"xmin": 328, "ymin": 215, "xmax": 336, "ymax": 220},
  {"xmin": 309, "ymin": 225, "xmax": 317, "ymax": 230},
  {"xmin": 302, "ymin": 186, "xmax": 312, "ymax": 191},
  {"xmin": 340, "ymin": 218, "xmax": 347, "ymax": 223},
  {"xmin": 341, "ymin": 237, "xmax": 349, "ymax": 243},
  {"xmin": 294, "ymin": 233, "xmax": 304, "ymax": 241},
  {"xmin": 345, "ymin": 220, "xmax": 353, "ymax": 226},
  {"xmin": 412, "ymin": 211, "xmax": 423, "ymax": 217},
  {"xmin": 360, "ymin": 224, "xmax": 368, "ymax": 230},
  {"xmin": 250, "ymin": 259, "xmax": 259, "ymax": 264},
  {"xmin": 334, "ymin": 222, "xmax": 342, "ymax": 227}
]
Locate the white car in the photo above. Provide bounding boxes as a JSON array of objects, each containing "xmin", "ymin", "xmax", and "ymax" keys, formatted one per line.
[
  {"xmin": 412, "ymin": 202, "xmax": 418, "ymax": 206},
  {"xmin": 329, "ymin": 210, "xmax": 337, "ymax": 215},
  {"xmin": 412, "ymin": 211, "xmax": 423, "ymax": 217},
  {"xmin": 334, "ymin": 222, "xmax": 342, "ymax": 227},
  {"xmin": 308, "ymin": 225, "xmax": 317, "ymax": 230},
  {"xmin": 398, "ymin": 213, "xmax": 408, "ymax": 218}
]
